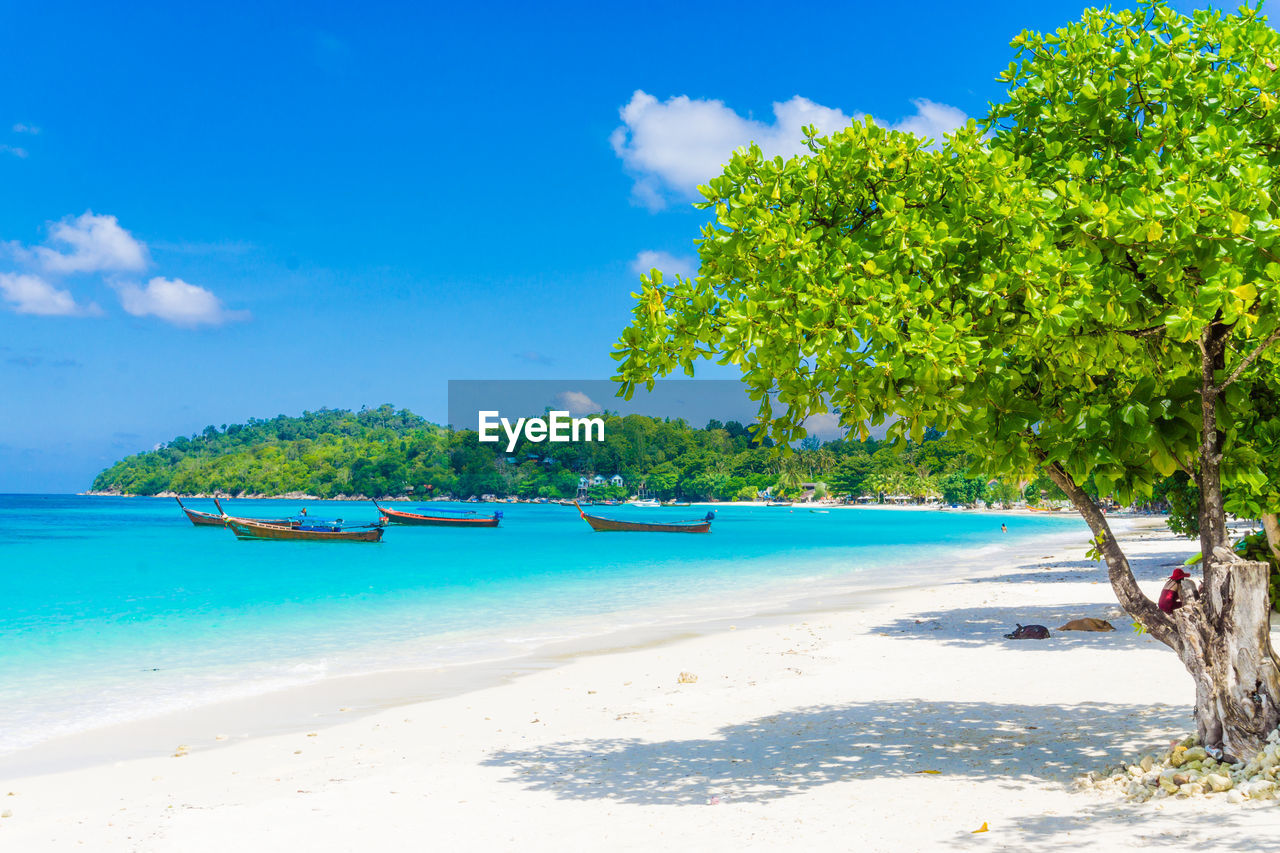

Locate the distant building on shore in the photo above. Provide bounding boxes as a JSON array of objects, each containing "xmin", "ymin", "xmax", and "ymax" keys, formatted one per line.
[
  {"xmin": 579, "ymin": 474, "xmax": 625, "ymax": 488},
  {"xmin": 577, "ymin": 473, "xmax": 626, "ymax": 498}
]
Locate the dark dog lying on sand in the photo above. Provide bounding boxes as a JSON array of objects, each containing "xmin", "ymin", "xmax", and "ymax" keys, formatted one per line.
[{"xmin": 1004, "ymin": 623, "xmax": 1050, "ymax": 639}]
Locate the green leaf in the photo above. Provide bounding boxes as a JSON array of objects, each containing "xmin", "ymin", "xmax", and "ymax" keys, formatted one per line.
[{"xmin": 1232, "ymin": 283, "xmax": 1258, "ymax": 303}]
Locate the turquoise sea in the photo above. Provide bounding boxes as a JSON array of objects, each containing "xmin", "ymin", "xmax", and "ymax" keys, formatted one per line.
[{"xmin": 0, "ymin": 495, "xmax": 1086, "ymax": 760}]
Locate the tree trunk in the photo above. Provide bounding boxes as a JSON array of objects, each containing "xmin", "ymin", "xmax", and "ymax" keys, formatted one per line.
[
  {"xmin": 1044, "ymin": 461, "xmax": 1280, "ymax": 757},
  {"xmin": 1196, "ymin": 321, "xmax": 1232, "ymax": 563},
  {"xmin": 1172, "ymin": 557, "xmax": 1280, "ymax": 759},
  {"xmin": 1262, "ymin": 513, "xmax": 1280, "ymax": 565},
  {"xmin": 1044, "ymin": 462, "xmax": 1177, "ymax": 646}
]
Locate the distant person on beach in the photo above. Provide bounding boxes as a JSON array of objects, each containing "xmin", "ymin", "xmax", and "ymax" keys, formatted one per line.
[
  {"xmin": 300, "ymin": 507, "xmax": 307, "ymax": 516},
  {"xmin": 1158, "ymin": 568, "xmax": 1198, "ymax": 614},
  {"xmin": 1001, "ymin": 523, "xmax": 1007, "ymax": 533}
]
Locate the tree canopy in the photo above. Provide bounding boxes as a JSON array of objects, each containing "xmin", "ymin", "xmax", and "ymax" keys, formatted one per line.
[
  {"xmin": 614, "ymin": 0, "xmax": 1280, "ymax": 756},
  {"xmin": 618, "ymin": 2, "xmax": 1278, "ymax": 516}
]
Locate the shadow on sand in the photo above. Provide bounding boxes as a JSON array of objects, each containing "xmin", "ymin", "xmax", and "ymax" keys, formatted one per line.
[
  {"xmin": 970, "ymin": 549, "xmax": 1195, "ymax": 585},
  {"xmin": 483, "ymin": 699, "xmax": 1187, "ymax": 806},
  {"xmin": 873, "ymin": 603, "xmax": 1149, "ymax": 651},
  {"xmin": 481, "ymin": 530, "xmax": 1280, "ymax": 849},
  {"xmin": 869, "ymin": 549, "xmax": 1200, "ymax": 651},
  {"xmin": 482, "ymin": 699, "xmax": 1280, "ymax": 848}
]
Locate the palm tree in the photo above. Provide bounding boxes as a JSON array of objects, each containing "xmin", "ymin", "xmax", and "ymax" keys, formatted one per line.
[
  {"xmin": 864, "ymin": 472, "xmax": 891, "ymax": 502},
  {"xmin": 807, "ymin": 447, "xmax": 837, "ymax": 478},
  {"xmin": 710, "ymin": 457, "xmax": 735, "ymax": 478},
  {"xmin": 905, "ymin": 473, "xmax": 941, "ymax": 502},
  {"xmin": 775, "ymin": 456, "xmax": 804, "ymax": 495}
]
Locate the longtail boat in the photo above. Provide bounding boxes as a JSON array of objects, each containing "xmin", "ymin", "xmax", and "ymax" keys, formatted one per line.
[
  {"xmin": 215, "ymin": 498, "xmax": 378, "ymax": 541},
  {"xmin": 372, "ymin": 500, "xmax": 501, "ymax": 528},
  {"xmin": 574, "ymin": 501, "xmax": 713, "ymax": 533},
  {"xmin": 177, "ymin": 497, "xmax": 298, "ymax": 528},
  {"xmin": 176, "ymin": 497, "xmax": 225, "ymax": 526},
  {"xmin": 224, "ymin": 516, "xmax": 384, "ymax": 542}
]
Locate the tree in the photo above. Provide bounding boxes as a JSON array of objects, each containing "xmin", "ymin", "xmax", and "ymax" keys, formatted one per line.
[
  {"xmin": 940, "ymin": 473, "xmax": 985, "ymax": 507},
  {"xmin": 774, "ymin": 459, "xmax": 804, "ymax": 495},
  {"xmin": 614, "ymin": 2, "xmax": 1280, "ymax": 757},
  {"xmin": 587, "ymin": 484, "xmax": 628, "ymax": 502},
  {"xmin": 1023, "ymin": 470, "xmax": 1068, "ymax": 507},
  {"xmin": 645, "ymin": 461, "xmax": 681, "ymax": 497},
  {"xmin": 1163, "ymin": 382, "xmax": 1280, "ymax": 596},
  {"xmin": 1158, "ymin": 472, "xmax": 1203, "ymax": 538},
  {"xmin": 863, "ymin": 472, "xmax": 891, "ymax": 503},
  {"xmin": 828, "ymin": 452, "xmax": 871, "ymax": 497},
  {"xmin": 986, "ymin": 480, "xmax": 1022, "ymax": 508},
  {"xmin": 1222, "ymin": 379, "xmax": 1280, "ymax": 565}
]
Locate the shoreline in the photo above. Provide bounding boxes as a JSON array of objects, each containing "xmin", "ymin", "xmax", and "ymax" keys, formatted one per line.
[
  {"xmin": 13, "ymin": 518, "xmax": 1269, "ymax": 850},
  {"xmin": 0, "ymin": 516, "xmax": 1093, "ymax": 780},
  {"xmin": 78, "ymin": 490, "xmax": 1155, "ymax": 523},
  {"xmin": 13, "ymin": 517, "xmax": 1273, "ymax": 850}
]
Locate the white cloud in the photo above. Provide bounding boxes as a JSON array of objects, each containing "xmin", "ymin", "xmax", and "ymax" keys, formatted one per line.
[
  {"xmin": 0, "ymin": 272, "xmax": 86, "ymax": 316},
  {"xmin": 611, "ymin": 91, "xmax": 854, "ymax": 210},
  {"xmin": 611, "ymin": 91, "xmax": 969, "ymax": 209},
  {"xmin": 630, "ymin": 249, "xmax": 696, "ymax": 280},
  {"xmin": 33, "ymin": 211, "xmax": 148, "ymax": 274},
  {"xmin": 802, "ymin": 412, "xmax": 846, "ymax": 441},
  {"xmin": 116, "ymin": 277, "xmax": 248, "ymax": 327},
  {"xmin": 2, "ymin": 212, "xmax": 243, "ymax": 327},
  {"xmin": 553, "ymin": 390, "xmax": 602, "ymax": 417},
  {"xmin": 0, "ymin": 144, "xmax": 28, "ymax": 159},
  {"xmin": 12, "ymin": 123, "xmax": 39, "ymax": 134},
  {"xmin": 889, "ymin": 99, "xmax": 970, "ymax": 143}
]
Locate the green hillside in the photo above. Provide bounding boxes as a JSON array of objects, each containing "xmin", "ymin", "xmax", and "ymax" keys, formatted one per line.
[{"xmin": 92, "ymin": 404, "xmax": 1045, "ymax": 503}]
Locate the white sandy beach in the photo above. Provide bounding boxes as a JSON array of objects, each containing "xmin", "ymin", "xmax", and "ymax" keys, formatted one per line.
[{"xmin": 5, "ymin": 520, "xmax": 1280, "ymax": 851}]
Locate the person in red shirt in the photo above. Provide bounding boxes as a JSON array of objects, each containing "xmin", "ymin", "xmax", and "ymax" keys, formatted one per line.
[{"xmin": 1158, "ymin": 568, "xmax": 1198, "ymax": 614}]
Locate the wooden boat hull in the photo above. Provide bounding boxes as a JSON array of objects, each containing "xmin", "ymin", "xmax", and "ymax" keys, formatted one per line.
[
  {"xmin": 177, "ymin": 497, "xmax": 226, "ymax": 526},
  {"xmin": 226, "ymin": 519, "xmax": 383, "ymax": 542},
  {"xmin": 181, "ymin": 506, "xmax": 226, "ymax": 526},
  {"xmin": 186, "ymin": 513, "xmax": 301, "ymax": 528},
  {"xmin": 373, "ymin": 501, "xmax": 500, "ymax": 527},
  {"xmin": 574, "ymin": 502, "xmax": 711, "ymax": 533},
  {"xmin": 198, "ymin": 496, "xmax": 301, "ymax": 528},
  {"xmin": 177, "ymin": 498, "xmax": 298, "ymax": 528},
  {"xmin": 581, "ymin": 514, "xmax": 710, "ymax": 533},
  {"xmin": 378, "ymin": 507, "xmax": 500, "ymax": 527}
]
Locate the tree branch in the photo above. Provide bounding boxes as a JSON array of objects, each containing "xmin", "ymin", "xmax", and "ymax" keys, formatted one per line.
[
  {"xmin": 1174, "ymin": 452, "xmax": 1197, "ymax": 479},
  {"xmin": 1042, "ymin": 460, "xmax": 1181, "ymax": 649},
  {"xmin": 1118, "ymin": 325, "xmax": 1167, "ymax": 339},
  {"xmin": 1218, "ymin": 326, "xmax": 1280, "ymax": 392}
]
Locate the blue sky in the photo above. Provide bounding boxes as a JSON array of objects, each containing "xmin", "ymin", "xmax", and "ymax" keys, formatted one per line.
[{"xmin": 0, "ymin": 0, "xmax": 1206, "ymax": 492}]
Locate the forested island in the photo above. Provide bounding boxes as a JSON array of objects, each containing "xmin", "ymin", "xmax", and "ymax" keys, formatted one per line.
[{"xmin": 90, "ymin": 404, "xmax": 1089, "ymax": 503}]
